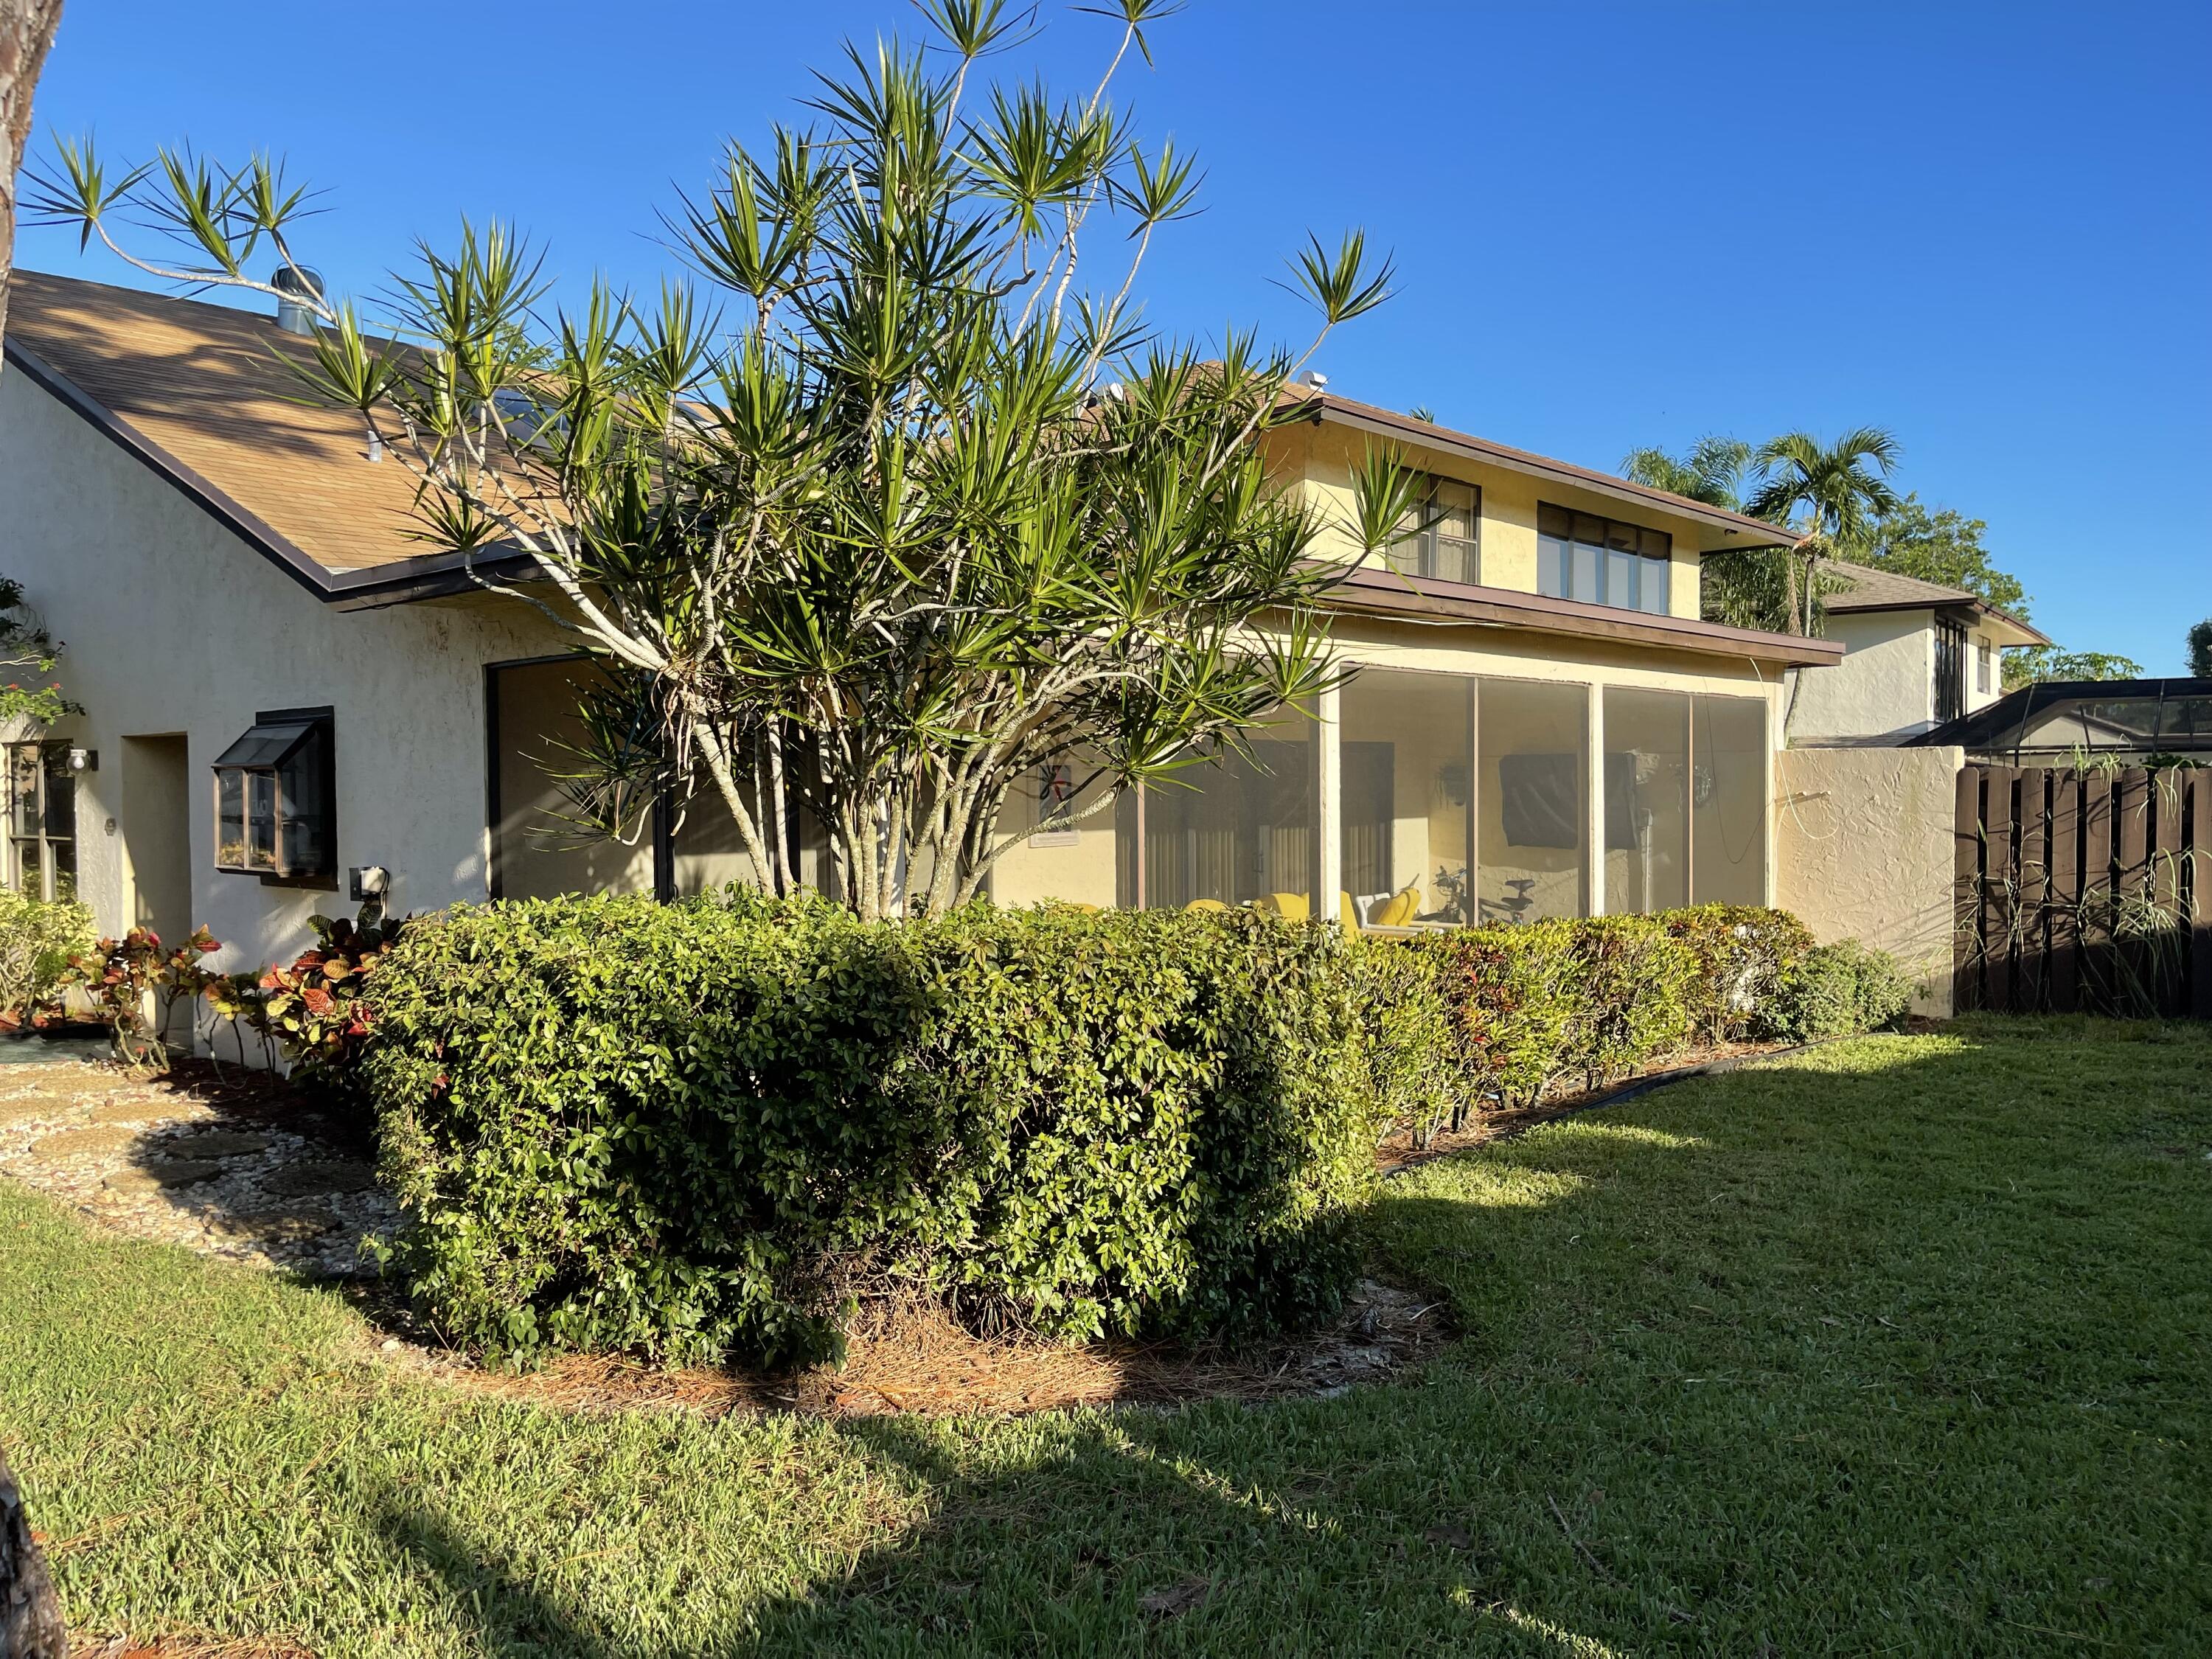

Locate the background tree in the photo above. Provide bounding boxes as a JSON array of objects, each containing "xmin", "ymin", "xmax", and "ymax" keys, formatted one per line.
[
  {"xmin": 1744, "ymin": 428, "xmax": 1901, "ymax": 637},
  {"xmin": 2001, "ymin": 647, "xmax": 2143, "ymax": 690},
  {"xmin": 1621, "ymin": 435, "xmax": 1752, "ymax": 509},
  {"xmin": 34, "ymin": 0, "xmax": 1399, "ymax": 922},
  {"xmin": 1, "ymin": 4, "xmax": 73, "ymax": 1645},
  {"xmin": 2188, "ymin": 619, "xmax": 2212, "ymax": 678},
  {"xmin": 0, "ymin": 0, "xmax": 63, "ymax": 345},
  {"xmin": 1621, "ymin": 437, "xmax": 1795, "ymax": 631},
  {"xmin": 1839, "ymin": 493, "xmax": 2028, "ymax": 613},
  {"xmin": 0, "ymin": 576, "xmax": 76, "ymax": 730}
]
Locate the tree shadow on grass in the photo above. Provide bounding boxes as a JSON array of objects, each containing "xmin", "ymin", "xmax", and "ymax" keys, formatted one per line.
[
  {"xmin": 361, "ymin": 1029, "xmax": 2197, "ymax": 1656},
  {"xmin": 375, "ymin": 1500, "xmax": 631, "ymax": 1659}
]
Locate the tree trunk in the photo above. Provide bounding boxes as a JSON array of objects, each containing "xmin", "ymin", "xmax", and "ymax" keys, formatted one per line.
[
  {"xmin": 1, "ymin": 1445, "xmax": 67, "ymax": 1659},
  {"xmin": 0, "ymin": 0, "xmax": 66, "ymax": 355}
]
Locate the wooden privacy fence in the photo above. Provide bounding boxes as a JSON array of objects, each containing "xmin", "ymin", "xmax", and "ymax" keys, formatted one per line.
[{"xmin": 1955, "ymin": 764, "xmax": 2212, "ymax": 1018}]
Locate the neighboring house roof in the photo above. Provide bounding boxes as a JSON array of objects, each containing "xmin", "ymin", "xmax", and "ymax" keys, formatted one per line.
[
  {"xmin": 1, "ymin": 268, "xmax": 1832, "ymax": 665},
  {"xmin": 1823, "ymin": 560, "xmax": 2051, "ymax": 646},
  {"xmin": 1283, "ymin": 388, "xmax": 1801, "ymax": 552},
  {"xmin": 1908, "ymin": 677, "xmax": 2212, "ymax": 757}
]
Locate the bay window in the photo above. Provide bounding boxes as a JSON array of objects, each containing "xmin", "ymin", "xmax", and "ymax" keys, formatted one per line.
[{"xmin": 212, "ymin": 707, "xmax": 335, "ymax": 885}]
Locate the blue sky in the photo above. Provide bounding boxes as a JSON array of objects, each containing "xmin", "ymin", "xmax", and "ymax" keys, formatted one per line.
[{"xmin": 18, "ymin": 0, "xmax": 2208, "ymax": 669}]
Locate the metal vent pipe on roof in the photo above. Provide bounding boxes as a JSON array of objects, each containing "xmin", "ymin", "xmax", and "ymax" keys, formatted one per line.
[{"xmin": 270, "ymin": 266, "xmax": 325, "ymax": 335}]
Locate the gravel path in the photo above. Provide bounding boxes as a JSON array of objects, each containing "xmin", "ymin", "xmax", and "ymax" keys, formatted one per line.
[{"xmin": 0, "ymin": 1048, "xmax": 397, "ymax": 1278}]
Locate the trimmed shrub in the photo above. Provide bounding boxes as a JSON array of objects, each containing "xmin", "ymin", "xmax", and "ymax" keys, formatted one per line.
[
  {"xmin": 1663, "ymin": 905, "xmax": 1815, "ymax": 1044},
  {"xmin": 1565, "ymin": 916, "xmax": 1698, "ymax": 1086},
  {"xmin": 0, "ymin": 889, "xmax": 94, "ymax": 1021},
  {"xmin": 1349, "ymin": 936, "xmax": 1473, "ymax": 1146},
  {"xmin": 361, "ymin": 894, "xmax": 1387, "ymax": 1367},
  {"xmin": 1428, "ymin": 920, "xmax": 1586, "ymax": 1110},
  {"xmin": 1764, "ymin": 939, "xmax": 1913, "ymax": 1041}
]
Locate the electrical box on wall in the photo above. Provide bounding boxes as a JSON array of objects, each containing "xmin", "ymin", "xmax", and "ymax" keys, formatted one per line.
[{"xmin": 349, "ymin": 865, "xmax": 391, "ymax": 902}]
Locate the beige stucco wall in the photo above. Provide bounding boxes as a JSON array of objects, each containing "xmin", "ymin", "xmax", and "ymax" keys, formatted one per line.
[
  {"xmin": 1775, "ymin": 744, "xmax": 1961, "ymax": 1015},
  {"xmin": 1789, "ymin": 611, "xmax": 1934, "ymax": 743},
  {"xmin": 0, "ymin": 366, "xmax": 571, "ymax": 978}
]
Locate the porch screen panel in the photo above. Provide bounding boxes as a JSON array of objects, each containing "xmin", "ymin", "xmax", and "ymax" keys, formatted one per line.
[
  {"xmin": 1478, "ymin": 678, "xmax": 1589, "ymax": 922},
  {"xmin": 1339, "ymin": 668, "xmax": 1474, "ymax": 926},
  {"xmin": 490, "ymin": 658, "xmax": 654, "ymax": 900},
  {"xmin": 1690, "ymin": 693, "xmax": 1767, "ymax": 905},
  {"xmin": 1603, "ymin": 687, "xmax": 1689, "ymax": 914},
  {"xmin": 1116, "ymin": 711, "xmax": 1318, "ymax": 913}
]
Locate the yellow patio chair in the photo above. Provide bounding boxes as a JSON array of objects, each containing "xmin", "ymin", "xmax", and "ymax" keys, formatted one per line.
[{"xmin": 1372, "ymin": 885, "xmax": 1422, "ymax": 928}]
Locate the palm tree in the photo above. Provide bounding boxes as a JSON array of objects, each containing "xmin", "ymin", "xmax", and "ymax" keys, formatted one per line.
[
  {"xmin": 1745, "ymin": 428, "xmax": 1902, "ymax": 636},
  {"xmin": 1621, "ymin": 435, "xmax": 1754, "ymax": 511}
]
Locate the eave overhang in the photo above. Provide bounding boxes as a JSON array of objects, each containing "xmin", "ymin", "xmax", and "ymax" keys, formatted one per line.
[{"xmin": 1315, "ymin": 563, "xmax": 1844, "ymax": 668}]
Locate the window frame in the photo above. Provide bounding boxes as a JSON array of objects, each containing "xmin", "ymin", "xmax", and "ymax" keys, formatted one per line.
[
  {"xmin": 1385, "ymin": 473, "xmax": 1482, "ymax": 587},
  {"xmin": 1536, "ymin": 503, "xmax": 1673, "ymax": 614},
  {"xmin": 210, "ymin": 706, "xmax": 338, "ymax": 888},
  {"xmin": 6, "ymin": 740, "xmax": 77, "ymax": 903}
]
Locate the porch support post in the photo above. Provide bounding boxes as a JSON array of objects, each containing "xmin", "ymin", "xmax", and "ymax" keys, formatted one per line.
[
  {"xmin": 1585, "ymin": 682, "xmax": 1605, "ymax": 917},
  {"xmin": 1316, "ymin": 681, "xmax": 1343, "ymax": 924}
]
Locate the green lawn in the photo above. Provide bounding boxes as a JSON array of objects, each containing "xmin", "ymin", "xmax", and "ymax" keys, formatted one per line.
[{"xmin": 4, "ymin": 1017, "xmax": 2208, "ymax": 1655}]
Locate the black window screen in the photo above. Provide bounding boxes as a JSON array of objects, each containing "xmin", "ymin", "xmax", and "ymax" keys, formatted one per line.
[{"xmin": 1935, "ymin": 619, "xmax": 1966, "ymax": 723}]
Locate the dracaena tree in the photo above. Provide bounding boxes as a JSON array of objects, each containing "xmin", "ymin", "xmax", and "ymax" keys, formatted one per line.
[{"xmin": 30, "ymin": 0, "xmax": 1402, "ymax": 922}]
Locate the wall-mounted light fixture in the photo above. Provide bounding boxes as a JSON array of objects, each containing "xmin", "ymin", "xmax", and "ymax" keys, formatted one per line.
[{"xmin": 66, "ymin": 747, "xmax": 97, "ymax": 773}]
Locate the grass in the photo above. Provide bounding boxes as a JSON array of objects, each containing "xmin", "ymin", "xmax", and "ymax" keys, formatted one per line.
[{"xmin": 3, "ymin": 1015, "xmax": 2208, "ymax": 1655}]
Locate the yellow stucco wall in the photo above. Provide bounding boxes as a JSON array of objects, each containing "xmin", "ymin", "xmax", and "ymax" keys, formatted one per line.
[{"xmin": 1265, "ymin": 422, "xmax": 1712, "ymax": 620}]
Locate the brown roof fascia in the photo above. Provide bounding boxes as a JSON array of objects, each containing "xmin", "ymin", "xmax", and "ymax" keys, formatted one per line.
[
  {"xmin": 1286, "ymin": 392, "xmax": 1804, "ymax": 550},
  {"xmin": 1316, "ymin": 562, "xmax": 1844, "ymax": 667},
  {"xmin": 1823, "ymin": 593, "xmax": 2052, "ymax": 647},
  {"xmin": 6, "ymin": 332, "xmax": 540, "ymax": 610}
]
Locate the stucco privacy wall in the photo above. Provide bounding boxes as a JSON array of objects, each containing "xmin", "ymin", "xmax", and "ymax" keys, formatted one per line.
[
  {"xmin": 1775, "ymin": 744, "xmax": 1963, "ymax": 1015},
  {"xmin": 0, "ymin": 366, "xmax": 569, "ymax": 976}
]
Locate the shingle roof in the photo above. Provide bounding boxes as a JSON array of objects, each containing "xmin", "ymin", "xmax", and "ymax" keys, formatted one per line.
[
  {"xmin": 4, "ymin": 268, "xmax": 426, "ymax": 574},
  {"xmin": 1824, "ymin": 560, "xmax": 2050, "ymax": 645}
]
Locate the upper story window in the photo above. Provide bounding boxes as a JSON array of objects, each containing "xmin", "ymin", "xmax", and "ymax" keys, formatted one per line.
[
  {"xmin": 1975, "ymin": 636, "xmax": 1993, "ymax": 695},
  {"xmin": 212, "ymin": 707, "xmax": 336, "ymax": 886},
  {"xmin": 1386, "ymin": 476, "xmax": 1481, "ymax": 586},
  {"xmin": 1537, "ymin": 504, "xmax": 1672, "ymax": 615},
  {"xmin": 7, "ymin": 742, "xmax": 76, "ymax": 902},
  {"xmin": 1935, "ymin": 619, "xmax": 1966, "ymax": 723}
]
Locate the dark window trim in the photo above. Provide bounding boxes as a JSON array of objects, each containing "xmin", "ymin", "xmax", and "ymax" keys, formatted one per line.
[
  {"xmin": 212, "ymin": 704, "xmax": 338, "ymax": 890},
  {"xmin": 1934, "ymin": 619, "xmax": 1966, "ymax": 724},
  {"xmin": 1536, "ymin": 501, "xmax": 1674, "ymax": 614}
]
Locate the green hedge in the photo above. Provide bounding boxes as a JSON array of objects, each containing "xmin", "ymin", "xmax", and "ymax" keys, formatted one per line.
[
  {"xmin": 361, "ymin": 894, "xmax": 1389, "ymax": 1367},
  {"xmin": 358, "ymin": 894, "xmax": 1901, "ymax": 1367},
  {"xmin": 1369, "ymin": 906, "xmax": 1884, "ymax": 1130},
  {"xmin": 1764, "ymin": 939, "xmax": 1913, "ymax": 1040}
]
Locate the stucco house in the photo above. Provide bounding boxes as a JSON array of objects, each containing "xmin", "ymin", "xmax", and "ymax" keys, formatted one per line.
[
  {"xmin": 1788, "ymin": 562, "xmax": 2047, "ymax": 746},
  {"xmin": 0, "ymin": 269, "xmax": 1848, "ymax": 981}
]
